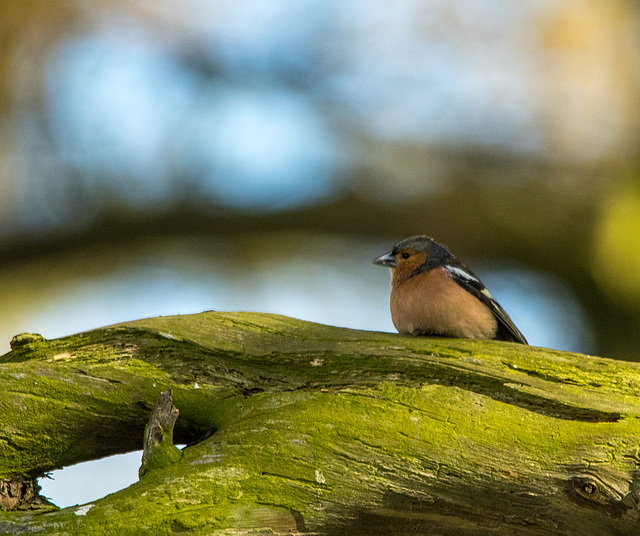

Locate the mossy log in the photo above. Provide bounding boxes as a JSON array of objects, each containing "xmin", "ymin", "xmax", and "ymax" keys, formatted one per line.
[{"xmin": 0, "ymin": 312, "xmax": 639, "ymax": 535}]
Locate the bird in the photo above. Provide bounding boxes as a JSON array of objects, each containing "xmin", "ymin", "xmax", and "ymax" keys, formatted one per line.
[{"xmin": 373, "ymin": 236, "xmax": 528, "ymax": 344}]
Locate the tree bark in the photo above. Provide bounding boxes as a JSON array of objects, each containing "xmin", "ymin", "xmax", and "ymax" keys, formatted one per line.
[
  {"xmin": 139, "ymin": 388, "xmax": 182, "ymax": 478},
  {"xmin": 0, "ymin": 311, "xmax": 639, "ymax": 535}
]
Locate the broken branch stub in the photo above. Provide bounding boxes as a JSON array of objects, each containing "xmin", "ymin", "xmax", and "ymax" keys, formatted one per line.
[{"xmin": 139, "ymin": 388, "xmax": 182, "ymax": 478}]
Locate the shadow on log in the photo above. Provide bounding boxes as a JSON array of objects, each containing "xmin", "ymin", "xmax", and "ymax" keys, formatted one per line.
[{"xmin": 0, "ymin": 311, "xmax": 639, "ymax": 534}]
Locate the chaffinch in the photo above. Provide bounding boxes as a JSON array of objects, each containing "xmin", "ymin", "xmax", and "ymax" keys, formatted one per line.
[{"xmin": 373, "ymin": 236, "xmax": 528, "ymax": 344}]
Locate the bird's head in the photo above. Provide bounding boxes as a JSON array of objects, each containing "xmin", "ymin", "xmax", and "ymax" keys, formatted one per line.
[{"xmin": 373, "ymin": 236, "xmax": 452, "ymax": 283}]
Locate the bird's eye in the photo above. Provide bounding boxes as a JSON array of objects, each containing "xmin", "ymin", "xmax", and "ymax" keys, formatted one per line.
[{"xmin": 401, "ymin": 252, "xmax": 410, "ymax": 259}]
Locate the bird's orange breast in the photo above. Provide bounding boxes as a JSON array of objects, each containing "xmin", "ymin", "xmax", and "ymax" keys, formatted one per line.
[{"xmin": 390, "ymin": 268, "xmax": 498, "ymax": 339}]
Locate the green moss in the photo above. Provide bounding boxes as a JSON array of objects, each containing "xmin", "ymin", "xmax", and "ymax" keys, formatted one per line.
[{"xmin": 1, "ymin": 312, "xmax": 640, "ymax": 533}]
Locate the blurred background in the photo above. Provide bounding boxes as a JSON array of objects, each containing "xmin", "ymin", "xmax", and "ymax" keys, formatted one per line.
[
  {"xmin": 3, "ymin": 0, "xmax": 640, "ymax": 360},
  {"xmin": 4, "ymin": 0, "xmax": 640, "ymax": 508}
]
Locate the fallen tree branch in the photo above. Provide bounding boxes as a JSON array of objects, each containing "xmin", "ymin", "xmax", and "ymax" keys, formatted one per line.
[{"xmin": 0, "ymin": 311, "xmax": 639, "ymax": 534}]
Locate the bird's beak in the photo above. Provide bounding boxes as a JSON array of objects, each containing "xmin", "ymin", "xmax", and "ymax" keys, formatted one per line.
[{"xmin": 372, "ymin": 252, "xmax": 397, "ymax": 268}]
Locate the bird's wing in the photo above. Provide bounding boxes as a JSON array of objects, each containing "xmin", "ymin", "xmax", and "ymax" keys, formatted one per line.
[{"xmin": 444, "ymin": 264, "xmax": 528, "ymax": 345}]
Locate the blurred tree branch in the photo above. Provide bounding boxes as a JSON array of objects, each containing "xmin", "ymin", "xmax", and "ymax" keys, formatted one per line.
[{"xmin": 1, "ymin": 151, "xmax": 636, "ymax": 358}]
